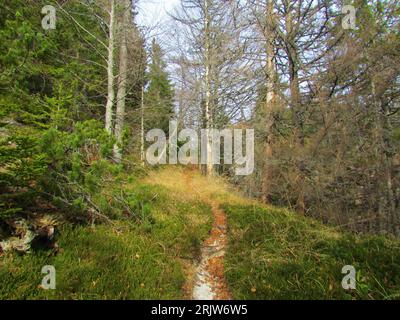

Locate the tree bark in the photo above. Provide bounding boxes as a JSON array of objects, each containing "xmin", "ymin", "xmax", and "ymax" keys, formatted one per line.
[
  {"xmin": 113, "ymin": 0, "xmax": 131, "ymax": 163},
  {"xmin": 261, "ymin": 0, "xmax": 277, "ymax": 203},
  {"xmin": 140, "ymin": 85, "xmax": 145, "ymax": 166},
  {"xmin": 204, "ymin": 0, "xmax": 213, "ymax": 176},
  {"xmin": 105, "ymin": 0, "xmax": 116, "ymax": 134},
  {"xmin": 284, "ymin": 1, "xmax": 305, "ymax": 214}
]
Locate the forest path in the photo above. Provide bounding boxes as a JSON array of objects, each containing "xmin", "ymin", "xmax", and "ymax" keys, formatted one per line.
[
  {"xmin": 144, "ymin": 167, "xmax": 255, "ymax": 300},
  {"xmin": 190, "ymin": 181, "xmax": 231, "ymax": 300},
  {"xmin": 180, "ymin": 170, "xmax": 231, "ymax": 300}
]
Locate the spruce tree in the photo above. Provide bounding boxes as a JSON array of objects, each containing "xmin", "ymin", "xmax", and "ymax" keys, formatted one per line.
[{"xmin": 144, "ymin": 39, "xmax": 175, "ymax": 133}]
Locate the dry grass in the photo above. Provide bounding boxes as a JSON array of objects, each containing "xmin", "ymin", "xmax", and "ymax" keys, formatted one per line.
[{"xmin": 144, "ymin": 166, "xmax": 254, "ymax": 206}]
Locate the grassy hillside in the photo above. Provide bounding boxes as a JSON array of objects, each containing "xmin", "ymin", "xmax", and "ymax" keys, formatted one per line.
[
  {"xmin": 0, "ymin": 169, "xmax": 213, "ymax": 299},
  {"xmin": 223, "ymin": 204, "xmax": 400, "ymax": 300},
  {"xmin": 1, "ymin": 167, "xmax": 399, "ymax": 300}
]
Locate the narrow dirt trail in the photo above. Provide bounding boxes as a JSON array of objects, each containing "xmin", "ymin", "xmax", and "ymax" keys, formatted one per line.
[
  {"xmin": 146, "ymin": 168, "xmax": 238, "ymax": 300},
  {"xmin": 184, "ymin": 171, "xmax": 231, "ymax": 300},
  {"xmin": 192, "ymin": 200, "xmax": 231, "ymax": 300}
]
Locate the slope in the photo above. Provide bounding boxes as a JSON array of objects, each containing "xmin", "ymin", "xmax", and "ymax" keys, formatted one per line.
[{"xmin": 0, "ymin": 167, "xmax": 399, "ymax": 300}]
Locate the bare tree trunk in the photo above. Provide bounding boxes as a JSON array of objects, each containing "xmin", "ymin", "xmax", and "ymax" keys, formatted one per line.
[
  {"xmin": 286, "ymin": 34, "xmax": 301, "ymax": 139},
  {"xmin": 371, "ymin": 82, "xmax": 385, "ymax": 233},
  {"xmin": 372, "ymin": 80, "xmax": 396, "ymax": 235},
  {"xmin": 284, "ymin": 2, "xmax": 305, "ymax": 214},
  {"xmin": 113, "ymin": 0, "xmax": 131, "ymax": 163},
  {"xmin": 261, "ymin": 0, "xmax": 277, "ymax": 203},
  {"xmin": 105, "ymin": 0, "xmax": 116, "ymax": 134},
  {"xmin": 140, "ymin": 85, "xmax": 145, "ymax": 166},
  {"xmin": 281, "ymin": 1, "xmax": 301, "ymax": 142},
  {"xmin": 204, "ymin": 0, "xmax": 213, "ymax": 176},
  {"xmin": 379, "ymin": 111, "xmax": 397, "ymax": 235}
]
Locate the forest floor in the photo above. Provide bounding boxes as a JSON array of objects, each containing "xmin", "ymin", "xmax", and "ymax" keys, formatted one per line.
[{"xmin": 1, "ymin": 167, "xmax": 400, "ymax": 299}]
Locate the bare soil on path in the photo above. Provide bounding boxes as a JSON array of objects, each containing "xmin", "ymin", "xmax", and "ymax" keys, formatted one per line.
[
  {"xmin": 185, "ymin": 172, "xmax": 231, "ymax": 300},
  {"xmin": 192, "ymin": 200, "xmax": 231, "ymax": 300}
]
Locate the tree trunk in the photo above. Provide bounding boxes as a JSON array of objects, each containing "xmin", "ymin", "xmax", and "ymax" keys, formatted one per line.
[
  {"xmin": 284, "ymin": 2, "xmax": 305, "ymax": 214},
  {"xmin": 140, "ymin": 85, "xmax": 145, "ymax": 166},
  {"xmin": 105, "ymin": 0, "xmax": 116, "ymax": 134},
  {"xmin": 204, "ymin": 0, "xmax": 213, "ymax": 176},
  {"xmin": 283, "ymin": 2, "xmax": 302, "ymax": 142},
  {"xmin": 113, "ymin": 0, "xmax": 131, "ymax": 163},
  {"xmin": 261, "ymin": 0, "xmax": 277, "ymax": 203}
]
